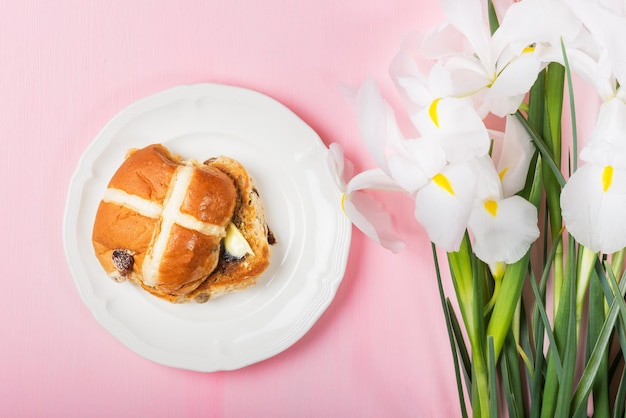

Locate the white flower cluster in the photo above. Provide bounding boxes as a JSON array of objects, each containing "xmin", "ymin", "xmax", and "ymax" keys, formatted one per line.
[{"xmin": 329, "ymin": 0, "xmax": 626, "ymax": 264}]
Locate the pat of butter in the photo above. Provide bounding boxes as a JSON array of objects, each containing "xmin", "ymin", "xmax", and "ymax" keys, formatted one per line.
[{"xmin": 224, "ymin": 223, "xmax": 254, "ymax": 259}]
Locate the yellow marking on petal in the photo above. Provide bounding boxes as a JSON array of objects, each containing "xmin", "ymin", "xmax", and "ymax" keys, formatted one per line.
[
  {"xmin": 498, "ymin": 167, "xmax": 509, "ymax": 181},
  {"xmin": 602, "ymin": 165, "xmax": 614, "ymax": 192},
  {"xmin": 341, "ymin": 193, "xmax": 347, "ymax": 214},
  {"xmin": 484, "ymin": 199, "xmax": 498, "ymax": 217},
  {"xmin": 429, "ymin": 98, "xmax": 441, "ymax": 128},
  {"xmin": 522, "ymin": 45, "xmax": 535, "ymax": 54},
  {"xmin": 432, "ymin": 173, "xmax": 455, "ymax": 195}
]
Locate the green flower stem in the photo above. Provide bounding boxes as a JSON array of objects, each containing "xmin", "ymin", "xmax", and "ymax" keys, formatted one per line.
[
  {"xmin": 612, "ymin": 248, "xmax": 625, "ymax": 282},
  {"xmin": 501, "ymin": 332, "xmax": 525, "ymax": 417},
  {"xmin": 472, "ymin": 346, "xmax": 491, "ymax": 418},
  {"xmin": 541, "ymin": 347, "xmax": 561, "ymax": 418},
  {"xmin": 552, "ymin": 240, "xmax": 564, "ymax": 316},
  {"xmin": 544, "ymin": 63, "xmax": 564, "ymax": 169},
  {"xmin": 576, "ymin": 246, "xmax": 597, "ymax": 337},
  {"xmin": 545, "ymin": 62, "xmax": 565, "ymax": 319},
  {"xmin": 483, "ymin": 275, "xmax": 501, "ymax": 316},
  {"xmin": 448, "ymin": 236, "xmax": 480, "ymax": 350},
  {"xmin": 528, "ymin": 62, "xmax": 565, "ymax": 320},
  {"xmin": 587, "ymin": 268, "xmax": 609, "ymax": 417},
  {"xmin": 543, "ymin": 62, "xmax": 564, "ymax": 195},
  {"xmin": 486, "ymin": 253, "xmax": 529, "ymax": 362},
  {"xmin": 432, "ymin": 243, "xmax": 469, "ymax": 418},
  {"xmin": 555, "ymin": 238, "xmax": 578, "ymax": 416},
  {"xmin": 542, "ymin": 237, "xmax": 578, "ymax": 417},
  {"xmin": 571, "ymin": 262, "xmax": 626, "ymax": 415},
  {"xmin": 448, "ymin": 235, "xmax": 491, "ymax": 418},
  {"xmin": 512, "ymin": 295, "xmax": 521, "ymax": 345}
]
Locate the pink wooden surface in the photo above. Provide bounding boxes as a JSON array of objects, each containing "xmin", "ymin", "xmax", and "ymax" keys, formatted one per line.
[{"xmin": 1, "ymin": 1, "xmax": 461, "ymax": 416}]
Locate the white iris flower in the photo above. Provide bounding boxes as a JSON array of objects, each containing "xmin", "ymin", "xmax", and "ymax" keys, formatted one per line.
[
  {"xmin": 561, "ymin": 97, "xmax": 626, "ymax": 253},
  {"xmin": 354, "ymin": 78, "xmax": 488, "ymax": 252},
  {"xmin": 491, "ymin": 115, "xmax": 536, "ymax": 198},
  {"xmin": 416, "ymin": 0, "xmax": 545, "ymax": 117},
  {"xmin": 414, "ymin": 161, "xmax": 479, "ymax": 251},
  {"xmin": 467, "ymin": 157, "xmax": 540, "ymax": 265},
  {"xmin": 566, "ymin": 0, "xmax": 626, "ymax": 97},
  {"xmin": 350, "ymin": 76, "xmax": 538, "ymax": 260},
  {"xmin": 327, "ymin": 143, "xmax": 405, "ymax": 254}
]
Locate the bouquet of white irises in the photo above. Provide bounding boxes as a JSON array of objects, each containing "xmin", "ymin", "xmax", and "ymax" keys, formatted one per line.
[{"xmin": 329, "ymin": 0, "xmax": 626, "ymax": 416}]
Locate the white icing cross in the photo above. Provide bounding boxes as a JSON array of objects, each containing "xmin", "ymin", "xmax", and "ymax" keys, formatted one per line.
[{"xmin": 103, "ymin": 165, "xmax": 226, "ymax": 286}]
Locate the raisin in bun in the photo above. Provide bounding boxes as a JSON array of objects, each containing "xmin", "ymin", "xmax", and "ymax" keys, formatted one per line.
[{"xmin": 91, "ymin": 144, "xmax": 273, "ymax": 303}]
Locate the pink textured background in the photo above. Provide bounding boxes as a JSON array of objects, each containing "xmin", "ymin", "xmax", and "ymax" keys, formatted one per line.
[{"xmin": 1, "ymin": 1, "xmax": 464, "ymax": 416}]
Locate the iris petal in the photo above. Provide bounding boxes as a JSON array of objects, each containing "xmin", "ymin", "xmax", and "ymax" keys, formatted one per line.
[
  {"xmin": 468, "ymin": 196, "xmax": 539, "ymax": 264},
  {"xmin": 486, "ymin": 52, "xmax": 544, "ymax": 117},
  {"xmin": 413, "ymin": 97, "xmax": 490, "ymax": 162},
  {"xmin": 581, "ymin": 98, "xmax": 626, "ymax": 167},
  {"xmin": 568, "ymin": 0, "xmax": 626, "ymax": 89},
  {"xmin": 415, "ymin": 162, "xmax": 478, "ymax": 251},
  {"xmin": 344, "ymin": 191, "xmax": 405, "ymax": 254},
  {"xmin": 439, "ymin": 0, "xmax": 492, "ymax": 69},
  {"xmin": 347, "ymin": 169, "xmax": 403, "ymax": 194},
  {"xmin": 327, "ymin": 143, "xmax": 352, "ymax": 189},
  {"xmin": 356, "ymin": 78, "xmax": 395, "ymax": 172},
  {"xmin": 494, "ymin": 115, "xmax": 535, "ymax": 197},
  {"xmin": 388, "ymin": 155, "xmax": 430, "ymax": 193},
  {"xmin": 561, "ymin": 163, "xmax": 626, "ymax": 253}
]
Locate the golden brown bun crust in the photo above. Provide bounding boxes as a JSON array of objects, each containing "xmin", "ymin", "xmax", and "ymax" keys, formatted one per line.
[
  {"xmin": 146, "ymin": 156, "xmax": 273, "ymax": 303},
  {"xmin": 180, "ymin": 165, "xmax": 238, "ymax": 224},
  {"xmin": 153, "ymin": 224, "xmax": 221, "ymax": 294},
  {"xmin": 92, "ymin": 203, "xmax": 158, "ymax": 279},
  {"xmin": 108, "ymin": 144, "xmax": 178, "ymax": 203},
  {"xmin": 92, "ymin": 144, "xmax": 238, "ymax": 296}
]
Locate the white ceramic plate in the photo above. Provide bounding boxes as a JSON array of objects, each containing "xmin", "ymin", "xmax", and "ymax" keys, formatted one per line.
[{"xmin": 63, "ymin": 83, "xmax": 351, "ymax": 371}]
